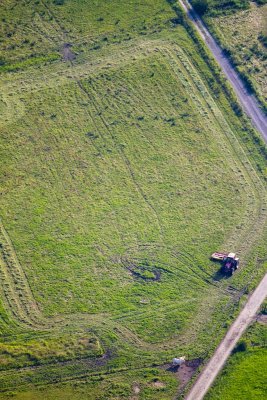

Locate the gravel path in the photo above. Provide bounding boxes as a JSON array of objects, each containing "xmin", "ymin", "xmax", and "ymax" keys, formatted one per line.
[
  {"xmin": 179, "ymin": 0, "xmax": 267, "ymax": 143},
  {"xmin": 177, "ymin": 2, "xmax": 267, "ymax": 398},
  {"xmin": 185, "ymin": 272, "xmax": 267, "ymax": 400}
]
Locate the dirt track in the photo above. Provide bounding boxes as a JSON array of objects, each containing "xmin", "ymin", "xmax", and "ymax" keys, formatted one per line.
[
  {"xmin": 179, "ymin": 0, "xmax": 267, "ymax": 143},
  {"xmin": 177, "ymin": 2, "xmax": 267, "ymax": 398},
  {"xmin": 184, "ymin": 272, "xmax": 267, "ymax": 400}
]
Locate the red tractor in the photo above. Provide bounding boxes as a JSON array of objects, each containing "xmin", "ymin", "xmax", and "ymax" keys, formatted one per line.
[{"xmin": 211, "ymin": 252, "xmax": 239, "ymax": 275}]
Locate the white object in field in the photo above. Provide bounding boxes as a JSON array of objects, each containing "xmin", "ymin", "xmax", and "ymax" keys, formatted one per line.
[{"xmin": 172, "ymin": 356, "xmax": 186, "ymax": 366}]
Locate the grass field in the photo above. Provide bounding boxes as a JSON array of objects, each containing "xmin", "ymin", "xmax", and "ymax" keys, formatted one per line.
[
  {"xmin": 0, "ymin": 367, "xmax": 178, "ymax": 400},
  {"xmin": 203, "ymin": 1, "xmax": 267, "ymax": 109},
  {"xmin": 0, "ymin": 0, "xmax": 266, "ymax": 398},
  {"xmin": 0, "ymin": 0, "xmax": 174, "ymax": 69},
  {"xmin": 205, "ymin": 318, "xmax": 267, "ymax": 399}
]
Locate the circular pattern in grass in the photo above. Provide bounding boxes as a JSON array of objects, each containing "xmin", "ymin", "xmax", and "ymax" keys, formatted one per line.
[{"xmin": 127, "ymin": 262, "xmax": 161, "ymax": 281}]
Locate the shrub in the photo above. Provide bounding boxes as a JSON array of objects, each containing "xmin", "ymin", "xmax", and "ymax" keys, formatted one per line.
[
  {"xmin": 196, "ymin": 0, "xmax": 250, "ymax": 16},
  {"xmin": 258, "ymin": 33, "xmax": 267, "ymax": 48},
  {"xmin": 191, "ymin": 0, "xmax": 209, "ymax": 15},
  {"xmin": 233, "ymin": 340, "xmax": 248, "ymax": 353}
]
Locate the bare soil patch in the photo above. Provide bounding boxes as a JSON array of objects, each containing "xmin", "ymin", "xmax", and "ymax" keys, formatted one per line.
[
  {"xmin": 151, "ymin": 379, "xmax": 166, "ymax": 388},
  {"xmin": 63, "ymin": 43, "xmax": 75, "ymax": 61},
  {"xmin": 133, "ymin": 382, "xmax": 140, "ymax": 393},
  {"xmin": 163, "ymin": 358, "xmax": 202, "ymax": 392},
  {"xmin": 94, "ymin": 349, "xmax": 113, "ymax": 367},
  {"xmin": 176, "ymin": 359, "xmax": 202, "ymax": 391},
  {"xmin": 130, "ymin": 382, "xmax": 140, "ymax": 400}
]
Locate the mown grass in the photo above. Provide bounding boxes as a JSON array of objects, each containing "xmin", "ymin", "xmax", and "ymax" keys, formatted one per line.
[
  {"xmin": 0, "ymin": 0, "xmax": 266, "ymax": 398},
  {"xmin": 1, "ymin": 45, "xmax": 260, "ymax": 330},
  {"xmin": 205, "ymin": 322, "xmax": 267, "ymax": 400},
  {"xmin": 0, "ymin": 0, "xmax": 174, "ymax": 68},
  {"xmin": 0, "ymin": 334, "xmax": 102, "ymax": 370},
  {"xmin": 0, "ymin": 367, "xmax": 178, "ymax": 400}
]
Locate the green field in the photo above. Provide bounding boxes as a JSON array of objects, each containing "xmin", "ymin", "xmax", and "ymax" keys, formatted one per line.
[
  {"xmin": 0, "ymin": 0, "xmax": 266, "ymax": 398},
  {"xmin": 206, "ymin": 318, "xmax": 267, "ymax": 400},
  {"xmin": 202, "ymin": 1, "xmax": 267, "ymax": 110}
]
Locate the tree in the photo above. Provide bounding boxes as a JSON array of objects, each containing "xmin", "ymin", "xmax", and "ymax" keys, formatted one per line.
[{"xmin": 191, "ymin": 0, "xmax": 209, "ymax": 15}]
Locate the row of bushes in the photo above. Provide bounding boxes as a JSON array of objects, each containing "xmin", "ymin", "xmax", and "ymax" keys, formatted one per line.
[
  {"xmin": 191, "ymin": 0, "xmax": 249, "ymax": 16},
  {"xmin": 191, "ymin": 0, "xmax": 267, "ymax": 16}
]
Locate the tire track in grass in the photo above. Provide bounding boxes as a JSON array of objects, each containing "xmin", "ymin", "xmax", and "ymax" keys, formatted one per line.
[
  {"xmin": 119, "ymin": 49, "xmax": 264, "ymax": 292},
  {"xmin": 89, "ymin": 76, "xmax": 166, "ymax": 236},
  {"xmin": 35, "ymin": 0, "xmax": 142, "ymax": 250},
  {"xmin": 130, "ymin": 50, "xmax": 259, "ymax": 260},
  {"xmin": 61, "ymin": 85, "xmax": 128, "ymax": 247},
  {"xmin": 0, "ymin": 42, "xmax": 266, "ymax": 370},
  {"xmin": 0, "ymin": 47, "xmax": 262, "ymax": 318},
  {"xmin": 0, "ymin": 220, "xmax": 47, "ymax": 329},
  {"xmin": 113, "ymin": 244, "xmax": 237, "ymax": 330},
  {"xmin": 62, "ymin": 47, "xmax": 266, "ymax": 332},
  {"xmin": 72, "ymin": 88, "xmax": 105, "ymax": 157},
  {"xmin": 112, "ymin": 49, "xmax": 266, "ymax": 357},
  {"xmin": 191, "ymin": 61, "xmax": 266, "ymax": 255},
  {"xmin": 70, "ymin": 74, "xmax": 163, "ymax": 244},
  {"xmin": 39, "ymin": 0, "xmax": 66, "ymax": 42},
  {"xmin": 159, "ymin": 48, "xmax": 266, "ymax": 392},
  {"xmin": 74, "ymin": 76, "xmax": 164, "ymax": 242},
  {"xmin": 166, "ymin": 47, "xmax": 266, "ymax": 259},
  {"xmin": 173, "ymin": 49, "xmax": 267, "ymax": 299}
]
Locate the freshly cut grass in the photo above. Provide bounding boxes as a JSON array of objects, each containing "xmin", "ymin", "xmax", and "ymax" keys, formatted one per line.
[
  {"xmin": 0, "ymin": 40, "xmax": 266, "ymax": 388},
  {"xmin": 1, "ymin": 43, "xmax": 263, "ymax": 332},
  {"xmin": 0, "ymin": 0, "xmax": 174, "ymax": 67},
  {"xmin": 0, "ymin": 334, "xmax": 102, "ymax": 370},
  {"xmin": 0, "ymin": 367, "xmax": 177, "ymax": 400},
  {"xmin": 0, "ymin": 0, "xmax": 266, "ymax": 398}
]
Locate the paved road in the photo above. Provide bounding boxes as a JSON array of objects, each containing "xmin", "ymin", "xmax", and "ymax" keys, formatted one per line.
[
  {"xmin": 185, "ymin": 272, "xmax": 267, "ymax": 400},
  {"xmin": 179, "ymin": 0, "xmax": 267, "ymax": 143}
]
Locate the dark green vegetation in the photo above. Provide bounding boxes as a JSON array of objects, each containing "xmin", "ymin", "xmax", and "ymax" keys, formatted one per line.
[
  {"xmin": 192, "ymin": 0, "xmax": 267, "ymax": 16},
  {"xmin": 206, "ymin": 319, "xmax": 267, "ymax": 399},
  {"xmin": 0, "ymin": 0, "xmax": 266, "ymax": 398},
  {"xmin": 200, "ymin": 1, "xmax": 267, "ymax": 111}
]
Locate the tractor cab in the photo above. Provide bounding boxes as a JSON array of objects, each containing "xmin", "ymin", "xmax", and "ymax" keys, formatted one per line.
[{"xmin": 222, "ymin": 253, "xmax": 239, "ymax": 275}]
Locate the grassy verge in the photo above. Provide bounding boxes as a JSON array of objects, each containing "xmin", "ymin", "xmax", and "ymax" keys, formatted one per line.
[
  {"xmin": 205, "ymin": 319, "xmax": 267, "ymax": 399},
  {"xmin": 198, "ymin": 1, "xmax": 267, "ymax": 112}
]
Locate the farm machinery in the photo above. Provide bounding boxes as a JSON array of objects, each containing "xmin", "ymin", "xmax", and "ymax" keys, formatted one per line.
[{"xmin": 211, "ymin": 252, "xmax": 239, "ymax": 275}]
